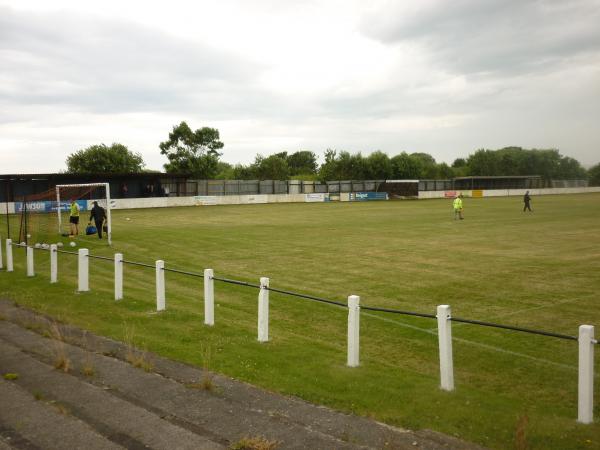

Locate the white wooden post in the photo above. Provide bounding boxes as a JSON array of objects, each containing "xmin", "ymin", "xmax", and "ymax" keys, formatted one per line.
[
  {"xmin": 26, "ymin": 246, "xmax": 34, "ymax": 277},
  {"xmin": 78, "ymin": 248, "xmax": 89, "ymax": 292},
  {"xmin": 0, "ymin": 235, "xmax": 3, "ymax": 270},
  {"xmin": 347, "ymin": 295, "xmax": 360, "ymax": 367},
  {"xmin": 50, "ymin": 244, "xmax": 58, "ymax": 283},
  {"xmin": 114, "ymin": 253, "xmax": 123, "ymax": 301},
  {"xmin": 578, "ymin": 325, "xmax": 595, "ymax": 424},
  {"xmin": 155, "ymin": 260, "xmax": 165, "ymax": 311},
  {"xmin": 204, "ymin": 269, "xmax": 214, "ymax": 326},
  {"xmin": 258, "ymin": 277, "xmax": 269, "ymax": 342},
  {"xmin": 437, "ymin": 305, "xmax": 455, "ymax": 391},
  {"xmin": 6, "ymin": 239, "xmax": 13, "ymax": 272}
]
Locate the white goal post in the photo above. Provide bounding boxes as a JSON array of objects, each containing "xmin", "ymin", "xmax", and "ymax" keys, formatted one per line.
[{"xmin": 55, "ymin": 183, "xmax": 112, "ymax": 245}]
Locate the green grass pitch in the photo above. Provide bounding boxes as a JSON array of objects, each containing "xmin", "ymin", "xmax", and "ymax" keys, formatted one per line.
[{"xmin": 1, "ymin": 193, "xmax": 599, "ymax": 449}]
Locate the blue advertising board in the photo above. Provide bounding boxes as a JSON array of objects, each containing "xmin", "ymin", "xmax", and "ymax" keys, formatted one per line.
[
  {"xmin": 14, "ymin": 200, "xmax": 88, "ymax": 213},
  {"xmin": 349, "ymin": 192, "xmax": 388, "ymax": 201}
]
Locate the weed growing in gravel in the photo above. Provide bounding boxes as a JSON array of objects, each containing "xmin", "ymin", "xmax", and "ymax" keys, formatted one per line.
[
  {"xmin": 230, "ymin": 436, "xmax": 279, "ymax": 450},
  {"xmin": 80, "ymin": 332, "xmax": 95, "ymax": 377},
  {"xmin": 199, "ymin": 343, "xmax": 215, "ymax": 390},
  {"xmin": 3, "ymin": 373, "xmax": 19, "ymax": 380},
  {"xmin": 49, "ymin": 401, "xmax": 69, "ymax": 415},
  {"xmin": 124, "ymin": 323, "xmax": 153, "ymax": 372},
  {"xmin": 49, "ymin": 322, "xmax": 71, "ymax": 372}
]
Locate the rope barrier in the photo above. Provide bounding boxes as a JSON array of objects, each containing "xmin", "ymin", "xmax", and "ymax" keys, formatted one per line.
[
  {"xmin": 163, "ymin": 267, "xmax": 203, "ymax": 278},
  {"xmin": 4, "ymin": 242, "xmax": 594, "ymax": 343},
  {"xmin": 211, "ymin": 276, "xmax": 261, "ymax": 289},
  {"xmin": 450, "ymin": 317, "xmax": 578, "ymax": 341},
  {"xmin": 86, "ymin": 254, "xmax": 114, "ymax": 262},
  {"xmin": 121, "ymin": 259, "xmax": 155, "ymax": 269},
  {"xmin": 266, "ymin": 286, "xmax": 347, "ymax": 308},
  {"xmin": 55, "ymin": 249, "xmax": 79, "ymax": 255},
  {"xmin": 360, "ymin": 305, "xmax": 437, "ymax": 319}
]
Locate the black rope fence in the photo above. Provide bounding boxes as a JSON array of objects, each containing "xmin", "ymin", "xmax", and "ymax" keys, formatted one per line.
[
  {"xmin": 55, "ymin": 249, "xmax": 79, "ymax": 256},
  {"xmin": 163, "ymin": 267, "xmax": 203, "ymax": 278},
  {"xmin": 4, "ymin": 242, "xmax": 596, "ymax": 344},
  {"xmin": 212, "ymin": 276, "xmax": 261, "ymax": 289},
  {"xmin": 450, "ymin": 316, "xmax": 578, "ymax": 341},
  {"xmin": 265, "ymin": 286, "xmax": 347, "ymax": 308},
  {"xmin": 87, "ymin": 254, "xmax": 113, "ymax": 262},
  {"xmin": 121, "ymin": 259, "xmax": 155, "ymax": 269}
]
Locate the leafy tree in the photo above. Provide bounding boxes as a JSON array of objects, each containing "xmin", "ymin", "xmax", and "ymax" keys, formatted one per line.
[
  {"xmin": 588, "ymin": 163, "xmax": 600, "ymax": 186},
  {"xmin": 409, "ymin": 152, "xmax": 439, "ymax": 178},
  {"xmin": 318, "ymin": 149, "xmax": 340, "ymax": 181},
  {"xmin": 391, "ymin": 152, "xmax": 422, "ymax": 179},
  {"xmin": 466, "ymin": 147, "xmax": 587, "ymax": 180},
  {"xmin": 214, "ymin": 161, "xmax": 235, "ymax": 179},
  {"xmin": 254, "ymin": 154, "xmax": 290, "ymax": 180},
  {"xmin": 287, "ymin": 151, "xmax": 318, "ymax": 176},
  {"xmin": 66, "ymin": 143, "xmax": 144, "ymax": 173},
  {"xmin": 365, "ymin": 151, "xmax": 393, "ymax": 179},
  {"xmin": 232, "ymin": 164, "xmax": 257, "ymax": 180},
  {"xmin": 159, "ymin": 121, "xmax": 224, "ymax": 178},
  {"xmin": 437, "ymin": 162, "xmax": 455, "ymax": 179},
  {"xmin": 452, "ymin": 158, "xmax": 467, "ymax": 168}
]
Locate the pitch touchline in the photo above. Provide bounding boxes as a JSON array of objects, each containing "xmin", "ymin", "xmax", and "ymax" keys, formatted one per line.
[{"xmin": 425, "ymin": 294, "xmax": 595, "ymax": 332}]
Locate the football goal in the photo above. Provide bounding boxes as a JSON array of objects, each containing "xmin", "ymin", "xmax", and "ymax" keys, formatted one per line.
[{"xmin": 16, "ymin": 183, "xmax": 112, "ymax": 246}]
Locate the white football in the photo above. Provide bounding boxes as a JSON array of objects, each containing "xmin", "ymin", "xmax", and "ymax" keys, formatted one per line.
[
  {"xmin": 69, "ymin": 241, "xmax": 77, "ymax": 247},
  {"xmin": 42, "ymin": 244, "xmax": 49, "ymax": 249},
  {"xmin": 56, "ymin": 242, "xmax": 64, "ymax": 247},
  {"xmin": 126, "ymin": 217, "xmax": 131, "ymax": 221},
  {"xmin": 34, "ymin": 243, "xmax": 41, "ymax": 248},
  {"xmin": 27, "ymin": 234, "xmax": 31, "ymax": 238},
  {"xmin": 20, "ymin": 242, "xmax": 26, "ymax": 246}
]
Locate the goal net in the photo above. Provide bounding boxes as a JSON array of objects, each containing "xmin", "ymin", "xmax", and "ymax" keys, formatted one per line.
[{"xmin": 17, "ymin": 183, "xmax": 112, "ymax": 246}]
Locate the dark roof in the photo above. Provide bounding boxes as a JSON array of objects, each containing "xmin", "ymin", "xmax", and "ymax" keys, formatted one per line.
[
  {"xmin": 453, "ymin": 175, "xmax": 541, "ymax": 180},
  {"xmin": 0, "ymin": 172, "xmax": 189, "ymax": 180}
]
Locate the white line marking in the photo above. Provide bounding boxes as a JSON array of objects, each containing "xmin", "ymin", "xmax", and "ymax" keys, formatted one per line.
[{"xmin": 362, "ymin": 311, "xmax": 598, "ymax": 376}]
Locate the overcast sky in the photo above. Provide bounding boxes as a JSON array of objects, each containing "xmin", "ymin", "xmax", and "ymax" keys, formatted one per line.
[{"xmin": 1, "ymin": 0, "xmax": 599, "ymax": 173}]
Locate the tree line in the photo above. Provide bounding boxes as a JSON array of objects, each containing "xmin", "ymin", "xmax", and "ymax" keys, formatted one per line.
[{"xmin": 66, "ymin": 121, "xmax": 600, "ymax": 185}]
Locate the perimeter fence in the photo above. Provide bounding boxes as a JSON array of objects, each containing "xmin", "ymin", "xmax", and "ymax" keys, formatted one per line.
[{"xmin": 1, "ymin": 238, "xmax": 597, "ymax": 424}]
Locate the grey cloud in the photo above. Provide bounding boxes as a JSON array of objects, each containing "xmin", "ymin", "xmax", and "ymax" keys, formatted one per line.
[
  {"xmin": 362, "ymin": 0, "xmax": 600, "ymax": 76},
  {"xmin": 0, "ymin": 6, "xmax": 279, "ymax": 116}
]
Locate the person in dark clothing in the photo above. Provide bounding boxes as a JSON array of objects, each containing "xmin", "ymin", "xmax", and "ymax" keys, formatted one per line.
[
  {"xmin": 523, "ymin": 191, "xmax": 532, "ymax": 212},
  {"xmin": 89, "ymin": 201, "xmax": 107, "ymax": 239}
]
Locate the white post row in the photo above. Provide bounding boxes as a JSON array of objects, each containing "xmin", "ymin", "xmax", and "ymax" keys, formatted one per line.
[
  {"xmin": 114, "ymin": 253, "xmax": 123, "ymax": 301},
  {"xmin": 50, "ymin": 244, "xmax": 58, "ymax": 283},
  {"xmin": 578, "ymin": 325, "xmax": 595, "ymax": 424},
  {"xmin": 0, "ymin": 235, "xmax": 3, "ymax": 270},
  {"xmin": 347, "ymin": 295, "xmax": 360, "ymax": 367},
  {"xmin": 437, "ymin": 305, "xmax": 455, "ymax": 391},
  {"xmin": 6, "ymin": 239, "xmax": 13, "ymax": 272},
  {"xmin": 204, "ymin": 269, "xmax": 214, "ymax": 326},
  {"xmin": 26, "ymin": 246, "xmax": 34, "ymax": 277},
  {"xmin": 258, "ymin": 277, "xmax": 269, "ymax": 342},
  {"xmin": 155, "ymin": 260, "xmax": 165, "ymax": 311},
  {"xmin": 78, "ymin": 248, "xmax": 89, "ymax": 292}
]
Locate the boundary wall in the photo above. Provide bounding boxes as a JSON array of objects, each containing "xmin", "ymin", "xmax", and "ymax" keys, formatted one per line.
[
  {"xmin": 418, "ymin": 187, "xmax": 600, "ymax": 199},
  {"xmin": 1, "ymin": 188, "xmax": 599, "ymax": 213}
]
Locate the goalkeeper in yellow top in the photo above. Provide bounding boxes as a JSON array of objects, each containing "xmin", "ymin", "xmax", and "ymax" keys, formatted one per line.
[
  {"xmin": 453, "ymin": 194, "xmax": 464, "ymax": 220},
  {"xmin": 69, "ymin": 199, "xmax": 80, "ymax": 236}
]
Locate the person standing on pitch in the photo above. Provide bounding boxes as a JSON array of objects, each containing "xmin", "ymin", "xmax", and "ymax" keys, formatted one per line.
[
  {"xmin": 89, "ymin": 201, "xmax": 107, "ymax": 239},
  {"xmin": 523, "ymin": 191, "xmax": 532, "ymax": 212},
  {"xmin": 453, "ymin": 193, "xmax": 464, "ymax": 220},
  {"xmin": 69, "ymin": 199, "xmax": 80, "ymax": 236}
]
